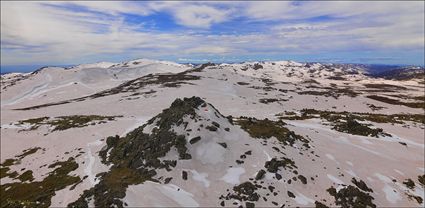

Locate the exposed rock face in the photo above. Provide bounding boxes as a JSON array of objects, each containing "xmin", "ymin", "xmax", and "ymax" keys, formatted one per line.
[
  {"xmin": 68, "ymin": 96, "xmax": 319, "ymax": 208},
  {"xmin": 69, "ymin": 97, "xmax": 233, "ymax": 207}
]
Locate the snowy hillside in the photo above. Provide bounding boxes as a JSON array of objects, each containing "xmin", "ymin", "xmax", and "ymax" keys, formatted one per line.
[
  {"xmin": 373, "ymin": 66, "xmax": 425, "ymax": 81},
  {"xmin": 1, "ymin": 59, "xmax": 424, "ymax": 208},
  {"xmin": 0, "ymin": 59, "xmax": 191, "ymax": 107}
]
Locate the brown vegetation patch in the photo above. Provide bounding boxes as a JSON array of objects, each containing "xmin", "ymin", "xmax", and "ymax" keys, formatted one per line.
[{"xmin": 366, "ymin": 95, "xmax": 425, "ymax": 109}]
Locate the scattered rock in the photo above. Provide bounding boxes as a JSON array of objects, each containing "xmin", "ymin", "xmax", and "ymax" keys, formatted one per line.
[
  {"xmin": 218, "ymin": 142, "xmax": 227, "ymax": 148},
  {"xmin": 182, "ymin": 171, "xmax": 188, "ymax": 180},
  {"xmin": 189, "ymin": 136, "xmax": 201, "ymax": 144},
  {"xmin": 298, "ymin": 175, "xmax": 307, "ymax": 184},
  {"xmin": 255, "ymin": 170, "xmax": 266, "ymax": 180},
  {"xmin": 287, "ymin": 191, "xmax": 295, "ymax": 198}
]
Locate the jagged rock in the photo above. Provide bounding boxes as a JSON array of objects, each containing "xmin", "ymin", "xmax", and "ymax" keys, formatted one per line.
[
  {"xmin": 189, "ymin": 136, "xmax": 202, "ymax": 144},
  {"xmin": 255, "ymin": 170, "xmax": 266, "ymax": 180},
  {"xmin": 182, "ymin": 171, "xmax": 188, "ymax": 180},
  {"xmin": 287, "ymin": 191, "xmax": 295, "ymax": 198}
]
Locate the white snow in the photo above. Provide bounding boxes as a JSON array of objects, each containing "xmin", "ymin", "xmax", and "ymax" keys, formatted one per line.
[
  {"xmin": 327, "ymin": 174, "xmax": 344, "ymax": 185},
  {"xmin": 125, "ymin": 182, "xmax": 199, "ymax": 207},
  {"xmin": 367, "ymin": 177, "xmax": 375, "ymax": 182},
  {"xmin": 344, "ymin": 169, "xmax": 358, "ymax": 177},
  {"xmin": 263, "ymin": 150, "xmax": 272, "ymax": 161},
  {"xmin": 358, "ymin": 137, "xmax": 373, "ymax": 145},
  {"xmin": 325, "ymin": 153, "xmax": 336, "ymax": 161},
  {"xmin": 189, "ymin": 170, "xmax": 210, "ymax": 188},
  {"xmin": 84, "ymin": 139, "xmax": 103, "ymax": 185},
  {"xmin": 159, "ymin": 184, "xmax": 199, "ymax": 207},
  {"xmin": 394, "ymin": 169, "xmax": 405, "ymax": 176},
  {"xmin": 329, "ymin": 136, "xmax": 385, "ymax": 158},
  {"xmin": 72, "ymin": 62, "xmax": 117, "ymax": 69},
  {"xmin": 195, "ymin": 141, "xmax": 226, "ymax": 165},
  {"xmin": 142, "ymin": 118, "xmax": 159, "ymax": 135},
  {"xmin": 286, "ymin": 119, "xmax": 335, "ymax": 133},
  {"xmin": 121, "ymin": 117, "xmax": 150, "ymax": 136},
  {"xmin": 375, "ymin": 173, "xmax": 392, "ymax": 183},
  {"xmin": 375, "ymin": 173, "xmax": 402, "ymax": 204},
  {"xmin": 294, "ymin": 192, "xmax": 315, "ymax": 205},
  {"xmin": 1, "ymin": 123, "xmax": 32, "ymax": 130},
  {"xmin": 2, "ymin": 58, "xmax": 424, "ymax": 207},
  {"xmin": 382, "ymin": 184, "xmax": 401, "ymax": 204},
  {"xmin": 221, "ymin": 167, "xmax": 246, "ymax": 185},
  {"xmin": 381, "ymin": 134, "xmax": 424, "ymax": 148}
]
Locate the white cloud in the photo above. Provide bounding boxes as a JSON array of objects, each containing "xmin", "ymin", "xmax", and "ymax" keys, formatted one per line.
[
  {"xmin": 243, "ymin": 1, "xmax": 424, "ymax": 20},
  {"xmin": 173, "ymin": 5, "xmax": 229, "ymax": 28},
  {"xmin": 1, "ymin": 1, "xmax": 424, "ymax": 65},
  {"xmin": 245, "ymin": 1, "xmax": 296, "ymax": 20},
  {"xmin": 185, "ymin": 46, "xmax": 232, "ymax": 54},
  {"xmin": 47, "ymin": 1, "xmax": 152, "ymax": 16},
  {"xmin": 242, "ymin": 1, "xmax": 424, "ymax": 50},
  {"xmin": 147, "ymin": 2, "xmax": 231, "ymax": 28}
]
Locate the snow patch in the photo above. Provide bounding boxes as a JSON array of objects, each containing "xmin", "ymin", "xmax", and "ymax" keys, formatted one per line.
[
  {"xmin": 1, "ymin": 123, "xmax": 32, "ymax": 130},
  {"xmin": 375, "ymin": 173, "xmax": 401, "ymax": 204},
  {"xmin": 263, "ymin": 150, "xmax": 272, "ymax": 161},
  {"xmin": 393, "ymin": 169, "xmax": 405, "ymax": 176},
  {"xmin": 221, "ymin": 167, "xmax": 245, "ymax": 185},
  {"xmin": 159, "ymin": 184, "xmax": 199, "ymax": 207},
  {"xmin": 125, "ymin": 182, "xmax": 199, "ymax": 207},
  {"xmin": 327, "ymin": 174, "xmax": 344, "ymax": 185},
  {"xmin": 195, "ymin": 141, "xmax": 226, "ymax": 165},
  {"xmin": 189, "ymin": 170, "xmax": 210, "ymax": 188},
  {"xmin": 122, "ymin": 117, "xmax": 150, "ymax": 136},
  {"xmin": 294, "ymin": 192, "xmax": 315, "ymax": 205},
  {"xmin": 381, "ymin": 134, "xmax": 424, "ymax": 148},
  {"xmin": 85, "ymin": 139, "xmax": 103, "ymax": 185},
  {"xmin": 382, "ymin": 184, "xmax": 401, "ymax": 204},
  {"xmin": 374, "ymin": 173, "xmax": 392, "ymax": 183},
  {"xmin": 326, "ymin": 154, "xmax": 336, "ymax": 161},
  {"xmin": 344, "ymin": 169, "xmax": 358, "ymax": 177}
]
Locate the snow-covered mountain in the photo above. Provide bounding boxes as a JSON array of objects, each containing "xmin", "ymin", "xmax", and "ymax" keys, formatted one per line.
[
  {"xmin": 373, "ymin": 66, "xmax": 425, "ymax": 80},
  {"xmin": 1, "ymin": 59, "xmax": 424, "ymax": 208},
  {"xmin": 0, "ymin": 59, "xmax": 191, "ymax": 107}
]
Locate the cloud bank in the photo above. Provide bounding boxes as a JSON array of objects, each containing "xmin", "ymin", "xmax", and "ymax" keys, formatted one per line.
[{"xmin": 1, "ymin": 1, "xmax": 424, "ymax": 65}]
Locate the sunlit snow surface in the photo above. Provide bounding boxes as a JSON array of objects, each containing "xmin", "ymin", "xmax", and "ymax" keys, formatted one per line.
[{"xmin": 1, "ymin": 59, "xmax": 424, "ymax": 207}]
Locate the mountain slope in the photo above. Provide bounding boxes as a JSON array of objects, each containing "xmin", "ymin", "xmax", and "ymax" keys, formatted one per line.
[
  {"xmin": 65, "ymin": 96, "xmax": 332, "ymax": 208},
  {"xmin": 373, "ymin": 66, "xmax": 425, "ymax": 81},
  {"xmin": 1, "ymin": 59, "xmax": 424, "ymax": 208},
  {"xmin": 1, "ymin": 59, "xmax": 190, "ymax": 107}
]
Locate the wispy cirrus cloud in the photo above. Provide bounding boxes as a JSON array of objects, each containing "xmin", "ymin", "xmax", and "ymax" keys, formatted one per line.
[{"xmin": 1, "ymin": 1, "xmax": 424, "ymax": 66}]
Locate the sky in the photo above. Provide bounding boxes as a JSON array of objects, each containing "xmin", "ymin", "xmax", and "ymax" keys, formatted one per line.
[{"xmin": 1, "ymin": 1, "xmax": 424, "ymax": 72}]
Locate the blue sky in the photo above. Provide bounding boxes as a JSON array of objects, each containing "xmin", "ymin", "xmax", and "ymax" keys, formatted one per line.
[{"xmin": 1, "ymin": 1, "xmax": 424, "ymax": 72}]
